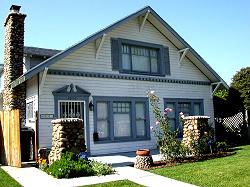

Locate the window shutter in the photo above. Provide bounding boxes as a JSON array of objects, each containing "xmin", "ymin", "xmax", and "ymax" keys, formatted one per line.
[
  {"xmin": 111, "ymin": 38, "xmax": 120, "ymax": 70},
  {"xmin": 162, "ymin": 46, "xmax": 170, "ymax": 75}
]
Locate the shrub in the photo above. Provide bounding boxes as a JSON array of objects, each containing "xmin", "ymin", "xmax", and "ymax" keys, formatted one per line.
[
  {"xmin": 216, "ymin": 142, "xmax": 229, "ymax": 152},
  {"xmin": 90, "ymin": 160, "xmax": 114, "ymax": 176},
  {"xmin": 189, "ymin": 124, "xmax": 215, "ymax": 155},
  {"xmin": 148, "ymin": 90, "xmax": 188, "ymax": 161},
  {"xmin": 45, "ymin": 152, "xmax": 113, "ymax": 178}
]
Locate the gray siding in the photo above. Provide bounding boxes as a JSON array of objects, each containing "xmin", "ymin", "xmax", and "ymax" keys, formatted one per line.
[
  {"xmin": 50, "ymin": 18, "xmax": 209, "ymax": 81},
  {"xmin": 37, "ymin": 17, "xmax": 213, "ymax": 155},
  {"xmin": 39, "ymin": 74, "xmax": 213, "ymax": 155}
]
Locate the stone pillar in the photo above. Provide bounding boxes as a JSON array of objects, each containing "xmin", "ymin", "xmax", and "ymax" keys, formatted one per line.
[
  {"xmin": 134, "ymin": 149, "xmax": 153, "ymax": 169},
  {"xmin": 48, "ymin": 118, "xmax": 86, "ymax": 164},
  {"xmin": 3, "ymin": 5, "xmax": 26, "ymax": 124},
  {"xmin": 182, "ymin": 116, "xmax": 210, "ymax": 148}
]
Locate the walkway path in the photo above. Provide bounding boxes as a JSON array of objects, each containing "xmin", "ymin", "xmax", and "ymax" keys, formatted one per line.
[
  {"xmin": 2, "ymin": 150, "xmax": 197, "ymax": 186},
  {"xmin": 2, "ymin": 165, "xmax": 196, "ymax": 187}
]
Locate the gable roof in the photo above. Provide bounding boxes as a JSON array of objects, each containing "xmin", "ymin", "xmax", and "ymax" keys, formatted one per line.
[
  {"xmin": 11, "ymin": 6, "xmax": 228, "ymax": 88},
  {"xmin": 24, "ymin": 46, "xmax": 61, "ymax": 58}
]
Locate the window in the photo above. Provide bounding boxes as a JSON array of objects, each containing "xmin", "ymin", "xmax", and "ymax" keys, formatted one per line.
[
  {"xmin": 58, "ymin": 101, "xmax": 84, "ymax": 119},
  {"xmin": 113, "ymin": 102, "xmax": 131, "ymax": 137},
  {"xmin": 135, "ymin": 102, "xmax": 147, "ymax": 137},
  {"xmin": 27, "ymin": 101, "xmax": 34, "ymax": 119},
  {"xmin": 94, "ymin": 97, "xmax": 150, "ymax": 142},
  {"xmin": 164, "ymin": 99, "xmax": 204, "ymax": 138},
  {"xmin": 96, "ymin": 102, "xmax": 109, "ymax": 139},
  {"xmin": 122, "ymin": 45, "xmax": 159, "ymax": 73},
  {"xmin": 111, "ymin": 38, "xmax": 170, "ymax": 76}
]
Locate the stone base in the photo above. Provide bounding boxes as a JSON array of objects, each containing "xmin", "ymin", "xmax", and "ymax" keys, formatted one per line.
[
  {"xmin": 134, "ymin": 155, "xmax": 153, "ymax": 169},
  {"xmin": 48, "ymin": 118, "xmax": 86, "ymax": 164}
]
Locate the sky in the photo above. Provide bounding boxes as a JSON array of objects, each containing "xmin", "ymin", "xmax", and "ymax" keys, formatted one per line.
[{"xmin": 0, "ymin": 0, "xmax": 249, "ymax": 84}]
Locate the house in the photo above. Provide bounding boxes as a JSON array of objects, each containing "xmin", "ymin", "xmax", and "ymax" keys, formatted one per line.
[{"xmin": 1, "ymin": 5, "xmax": 227, "ymax": 156}]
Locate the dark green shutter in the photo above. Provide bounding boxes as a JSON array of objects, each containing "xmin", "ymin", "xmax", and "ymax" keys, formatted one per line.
[
  {"xmin": 111, "ymin": 38, "xmax": 120, "ymax": 70},
  {"xmin": 162, "ymin": 46, "xmax": 170, "ymax": 75}
]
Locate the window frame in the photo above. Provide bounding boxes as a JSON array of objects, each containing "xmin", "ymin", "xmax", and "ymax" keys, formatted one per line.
[
  {"xmin": 26, "ymin": 101, "xmax": 34, "ymax": 119},
  {"xmin": 57, "ymin": 100, "xmax": 84, "ymax": 119},
  {"xmin": 117, "ymin": 38, "xmax": 164, "ymax": 76},
  {"xmin": 93, "ymin": 96, "xmax": 150, "ymax": 143},
  {"xmin": 164, "ymin": 98, "xmax": 204, "ymax": 138}
]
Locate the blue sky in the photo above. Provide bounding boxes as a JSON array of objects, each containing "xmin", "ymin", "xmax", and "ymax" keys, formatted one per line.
[{"xmin": 0, "ymin": 0, "xmax": 249, "ymax": 84}]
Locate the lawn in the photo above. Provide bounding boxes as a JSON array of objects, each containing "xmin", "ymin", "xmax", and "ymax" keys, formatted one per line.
[
  {"xmin": 0, "ymin": 167, "xmax": 21, "ymax": 187},
  {"xmin": 151, "ymin": 145, "xmax": 250, "ymax": 187},
  {"xmin": 84, "ymin": 180, "xmax": 143, "ymax": 187}
]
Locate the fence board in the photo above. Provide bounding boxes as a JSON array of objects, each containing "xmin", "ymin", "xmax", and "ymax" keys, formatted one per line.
[{"xmin": 0, "ymin": 110, "xmax": 21, "ymax": 167}]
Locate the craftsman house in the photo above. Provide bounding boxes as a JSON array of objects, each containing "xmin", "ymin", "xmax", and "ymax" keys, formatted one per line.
[{"xmin": 0, "ymin": 5, "xmax": 227, "ymax": 156}]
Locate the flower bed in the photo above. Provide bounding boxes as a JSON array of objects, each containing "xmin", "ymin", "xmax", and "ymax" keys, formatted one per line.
[{"xmin": 40, "ymin": 152, "xmax": 114, "ymax": 179}]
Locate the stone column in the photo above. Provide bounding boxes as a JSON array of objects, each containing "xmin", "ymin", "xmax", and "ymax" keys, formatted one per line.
[
  {"xmin": 3, "ymin": 5, "xmax": 26, "ymax": 125},
  {"xmin": 182, "ymin": 116, "xmax": 210, "ymax": 148},
  {"xmin": 48, "ymin": 118, "xmax": 86, "ymax": 164}
]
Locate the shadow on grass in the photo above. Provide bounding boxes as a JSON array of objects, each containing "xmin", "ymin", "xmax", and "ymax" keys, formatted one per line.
[{"xmin": 229, "ymin": 147, "xmax": 242, "ymax": 152}]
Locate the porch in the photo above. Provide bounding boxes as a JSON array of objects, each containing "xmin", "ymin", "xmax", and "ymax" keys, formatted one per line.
[{"xmin": 89, "ymin": 149, "xmax": 161, "ymax": 167}]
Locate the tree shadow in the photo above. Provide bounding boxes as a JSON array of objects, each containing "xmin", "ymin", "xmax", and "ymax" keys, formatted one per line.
[{"xmin": 214, "ymin": 87, "xmax": 249, "ymax": 146}]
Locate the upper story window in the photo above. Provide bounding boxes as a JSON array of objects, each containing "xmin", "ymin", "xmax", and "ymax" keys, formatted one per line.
[
  {"xmin": 111, "ymin": 38, "xmax": 170, "ymax": 76},
  {"xmin": 122, "ymin": 44, "xmax": 159, "ymax": 74}
]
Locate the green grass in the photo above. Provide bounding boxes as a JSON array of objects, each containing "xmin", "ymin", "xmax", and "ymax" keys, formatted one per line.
[
  {"xmin": 0, "ymin": 167, "xmax": 21, "ymax": 187},
  {"xmin": 151, "ymin": 145, "xmax": 250, "ymax": 187},
  {"xmin": 84, "ymin": 180, "xmax": 143, "ymax": 187}
]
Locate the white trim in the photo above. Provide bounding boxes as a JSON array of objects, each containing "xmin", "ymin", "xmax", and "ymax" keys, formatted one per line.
[
  {"xmin": 211, "ymin": 82, "xmax": 222, "ymax": 98},
  {"xmin": 178, "ymin": 48, "xmax": 189, "ymax": 65},
  {"xmin": 95, "ymin": 34, "xmax": 106, "ymax": 59},
  {"xmin": 39, "ymin": 67, "xmax": 48, "ymax": 95},
  {"xmin": 139, "ymin": 10, "xmax": 150, "ymax": 32}
]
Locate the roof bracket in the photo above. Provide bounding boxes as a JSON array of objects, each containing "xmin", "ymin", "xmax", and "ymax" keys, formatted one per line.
[
  {"xmin": 139, "ymin": 10, "xmax": 150, "ymax": 32},
  {"xmin": 95, "ymin": 33, "xmax": 106, "ymax": 59},
  {"xmin": 39, "ymin": 67, "xmax": 48, "ymax": 95},
  {"xmin": 178, "ymin": 48, "xmax": 189, "ymax": 65},
  {"xmin": 211, "ymin": 82, "xmax": 222, "ymax": 98}
]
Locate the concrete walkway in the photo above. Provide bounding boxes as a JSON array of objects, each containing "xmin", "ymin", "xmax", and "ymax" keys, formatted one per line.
[{"xmin": 1, "ymin": 151, "xmax": 197, "ymax": 187}]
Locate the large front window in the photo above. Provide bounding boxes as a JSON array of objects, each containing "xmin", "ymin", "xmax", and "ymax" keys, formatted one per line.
[
  {"xmin": 94, "ymin": 97, "xmax": 150, "ymax": 142},
  {"xmin": 164, "ymin": 99, "xmax": 204, "ymax": 138},
  {"xmin": 122, "ymin": 45, "xmax": 159, "ymax": 73}
]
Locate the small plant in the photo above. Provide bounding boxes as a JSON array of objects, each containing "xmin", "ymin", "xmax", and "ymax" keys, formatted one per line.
[
  {"xmin": 216, "ymin": 142, "xmax": 229, "ymax": 152},
  {"xmin": 37, "ymin": 158, "xmax": 48, "ymax": 171},
  {"xmin": 90, "ymin": 160, "xmax": 114, "ymax": 176},
  {"xmin": 45, "ymin": 152, "xmax": 114, "ymax": 178}
]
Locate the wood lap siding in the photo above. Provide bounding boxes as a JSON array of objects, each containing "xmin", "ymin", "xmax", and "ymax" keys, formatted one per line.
[
  {"xmin": 50, "ymin": 18, "xmax": 209, "ymax": 81},
  {"xmin": 39, "ymin": 74, "xmax": 214, "ymax": 155},
  {"xmin": 38, "ymin": 17, "xmax": 213, "ymax": 155}
]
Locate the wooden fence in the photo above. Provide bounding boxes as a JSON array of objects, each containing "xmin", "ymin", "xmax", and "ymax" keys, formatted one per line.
[{"xmin": 0, "ymin": 110, "xmax": 21, "ymax": 167}]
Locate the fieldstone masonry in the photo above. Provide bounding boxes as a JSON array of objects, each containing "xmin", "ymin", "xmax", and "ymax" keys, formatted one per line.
[
  {"xmin": 134, "ymin": 155, "xmax": 153, "ymax": 169},
  {"xmin": 182, "ymin": 116, "xmax": 210, "ymax": 148},
  {"xmin": 48, "ymin": 118, "xmax": 86, "ymax": 164},
  {"xmin": 3, "ymin": 5, "xmax": 26, "ymax": 124}
]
